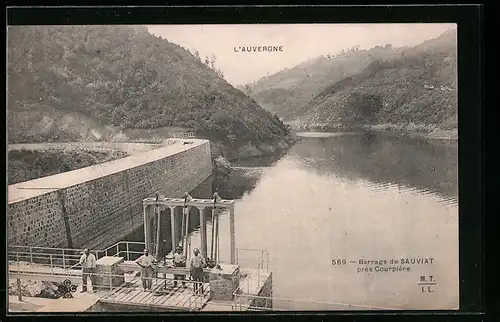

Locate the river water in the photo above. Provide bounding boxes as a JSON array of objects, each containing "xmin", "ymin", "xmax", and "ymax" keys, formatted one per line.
[{"xmin": 125, "ymin": 132, "xmax": 459, "ymax": 310}]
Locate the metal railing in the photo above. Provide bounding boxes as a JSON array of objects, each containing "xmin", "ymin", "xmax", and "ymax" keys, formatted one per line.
[
  {"xmin": 10, "ymin": 269, "xmax": 209, "ymax": 310},
  {"xmin": 172, "ymin": 132, "xmax": 195, "ymax": 139},
  {"xmin": 230, "ymin": 248, "xmax": 401, "ymax": 312},
  {"xmin": 96, "ymin": 271, "xmax": 209, "ymax": 310},
  {"xmin": 232, "ymin": 248, "xmax": 270, "ymax": 311},
  {"xmin": 8, "ymin": 245, "xmax": 84, "ymax": 271},
  {"xmin": 95, "ymin": 241, "xmax": 146, "ymax": 262},
  {"xmin": 8, "ymin": 243, "xmax": 403, "ymax": 311},
  {"xmin": 235, "ymin": 248, "xmax": 270, "ymax": 271},
  {"xmin": 232, "ymin": 293, "xmax": 405, "ymax": 311},
  {"xmin": 8, "ymin": 241, "xmax": 146, "ymax": 276},
  {"xmin": 8, "ymin": 241, "xmax": 209, "ymax": 310}
]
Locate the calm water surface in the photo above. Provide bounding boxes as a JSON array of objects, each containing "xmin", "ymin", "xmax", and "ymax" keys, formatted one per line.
[{"xmin": 126, "ymin": 132, "xmax": 459, "ymax": 310}]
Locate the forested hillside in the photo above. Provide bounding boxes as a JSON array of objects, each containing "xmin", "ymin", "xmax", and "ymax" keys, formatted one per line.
[
  {"xmin": 8, "ymin": 149, "xmax": 129, "ymax": 185},
  {"xmin": 242, "ymin": 45, "xmax": 406, "ymax": 119},
  {"xmin": 293, "ymin": 29, "xmax": 457, "ymax": 137},
  {"xmin": 7, "ymin": 25, "xmax": 293, "ymax": 160}
]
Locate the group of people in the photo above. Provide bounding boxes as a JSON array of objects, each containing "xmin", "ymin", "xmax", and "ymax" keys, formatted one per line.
[
  {"xmin": 135, "ymin": 246, "xmax": 209, "ymax": 294},
  {"xmin": 77, "ymin": 247, "xmax": 211, "ymax": 295},
  {"xmin": 78, "ymin": 191, "xmax": 221, "ymax": 294}
]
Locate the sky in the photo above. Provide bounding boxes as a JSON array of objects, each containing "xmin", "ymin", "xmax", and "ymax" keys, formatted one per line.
[{"xmin": 146, "ymin": 24, "xmax": 456, "ymax": 87}]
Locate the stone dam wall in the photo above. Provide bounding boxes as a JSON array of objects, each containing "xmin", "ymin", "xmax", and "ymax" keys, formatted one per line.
[{"xmin": 8, "ymin": 139, "xmax": 212, "ymax": 249}]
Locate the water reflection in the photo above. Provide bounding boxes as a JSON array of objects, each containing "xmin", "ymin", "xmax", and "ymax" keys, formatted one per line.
[
  {"xmin": 292, "ymin": 133, "xmax": 458, "ymax": 200},
  {"xmin": 123, "ymin": 132, "xmax": 459, "ymax": 310}
]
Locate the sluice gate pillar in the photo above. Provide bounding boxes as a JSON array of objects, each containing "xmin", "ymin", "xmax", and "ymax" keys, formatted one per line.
[{"xmin": 142, "ymin": 196, "xmax": 236, "ymax": 264}]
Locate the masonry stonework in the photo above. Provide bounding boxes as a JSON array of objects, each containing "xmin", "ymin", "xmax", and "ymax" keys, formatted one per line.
[
  {"xmin": 8, "ymin": 141, "xmax": 212, "ymax": 249},
  {"xmin": 8, "ymin": 191, "xmax": 68, "ymax": 247},
  {"xmin": 250, "ymin": 273, "xmax": 273, "ymax": 309},
  {"xmin": 209, "ymin": 264, "xmax": 240, "ymax": 301}
]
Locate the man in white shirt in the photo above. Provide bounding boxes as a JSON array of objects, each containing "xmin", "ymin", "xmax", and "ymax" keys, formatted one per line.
[
  {"xmin": 135, "ymin": 249, "xmax": 156, "ymax": 291},
  {"xmin": 173, "ymin": 246, "xmax": 186, "ymax": 288},
  {"xmin": 190, "ymin": 248, "xmax": 206, "ymax": 294},
  {"xmin": 79, "ymin": 248, "xmax": 97, "ymax": 293}
]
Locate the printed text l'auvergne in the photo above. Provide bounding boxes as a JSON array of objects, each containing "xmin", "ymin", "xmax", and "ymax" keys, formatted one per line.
[{"xmin": 234, "ymin": 46, "xmax": 283, "ymax": 52}]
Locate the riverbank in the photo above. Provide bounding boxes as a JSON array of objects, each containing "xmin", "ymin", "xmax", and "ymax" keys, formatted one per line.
[
  {"xmin": 208, "ymin": 134, "xmax": 299, "ymax": 162},
  {"xmin": 212, "ymin": 156, "xmax": 264, "ymax": 199},
  {"xmin": 8, "ymin": 278, "xmax": 65, "ymax": 299},
  {"xmin": 366, "ymin": 123, "xmax": 458, "ymax": 141},
  {"xmin": 289, "ymin": 122, "xmax": 457, "ymax": 141}
]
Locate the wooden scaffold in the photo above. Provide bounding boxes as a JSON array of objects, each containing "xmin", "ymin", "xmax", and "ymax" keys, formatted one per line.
[{"xmin": 142, "ymin": 192, "xmax": 236, "ymax": 265}]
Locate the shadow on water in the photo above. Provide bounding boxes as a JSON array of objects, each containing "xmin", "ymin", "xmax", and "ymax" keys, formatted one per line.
[
  {"xmin": 232, "ymin": 149, "xmax": 288, "ymax": 167},
  {"xmin": 117, "ymin": 132, "xmax": 457, "ymax": 253},
  {"xmin": 213, "ymin": 169, "xmax": 262, "ymax": 200},
  {"xmin": 291, "ymin": 132, "xmax": 458, "ymax": 199},
  {"xmin": 103, "ymin": 132, "xmax": 459, "ymax": 310}
]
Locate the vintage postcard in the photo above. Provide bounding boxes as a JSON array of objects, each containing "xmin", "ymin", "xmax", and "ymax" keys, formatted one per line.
[{"xmin": 7, "ymin": 22, "xmax": 458, "ymax": 312}]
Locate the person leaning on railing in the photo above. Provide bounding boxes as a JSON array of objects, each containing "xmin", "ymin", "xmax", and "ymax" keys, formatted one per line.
[
  {"xmin": 135, "ymin": 248, "xmax": 156, "ymax": 292},
  {"xmin": 79, "ymin": 248, "xmax": 97, "ymax": 293},
  {"xmin": 190, "ymin": 248, "xmax": 206, "ymax": 295}
]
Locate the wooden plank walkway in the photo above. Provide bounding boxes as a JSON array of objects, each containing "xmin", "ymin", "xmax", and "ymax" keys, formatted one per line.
[{"xmin": 99, "ymin": 277, "xmax": 210, "ymax": 311}]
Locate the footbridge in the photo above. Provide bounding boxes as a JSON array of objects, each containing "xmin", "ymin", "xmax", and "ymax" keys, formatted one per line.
[
  {"xmin": 9, "ymin": 195, "xmax": 273, "ymax": 312},
  {"xmin": 8, "ymin": 241, "xmax": 272, "ymax": 312}
]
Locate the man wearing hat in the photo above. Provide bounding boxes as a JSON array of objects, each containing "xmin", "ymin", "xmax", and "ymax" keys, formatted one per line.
[
  {"xmin": 79, "ymin": 248, "xmax": 97, "ymax": 293},
  {"xmin": 135, "ymin": 249, "xmax": 156, "ymax": 291},
  {"xmin": 190, "ymin": 248, "xmax": 206, "ymax": 294},
  {"xmin": 172, "ymin": 246, "xmax": 186, "ymax": 288}
]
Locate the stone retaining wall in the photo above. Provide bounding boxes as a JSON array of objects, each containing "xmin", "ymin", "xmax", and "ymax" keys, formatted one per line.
[
  {"xmin": 250, "ymin": 273, "xmax": 273, "ymax": 309},
  {"xmin": 8, "ymin": 140, "xmax": 212, "ymax": 249}
]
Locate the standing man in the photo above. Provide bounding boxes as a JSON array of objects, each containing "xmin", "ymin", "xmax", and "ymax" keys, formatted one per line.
[
  {"xmin": 135, "ymin": 249, "xmax": 156, "ymax": 291},
  {"xmin": 79, "ymin": 248, "xmax": 97, "ymax": 293},
  {"xmin": 190, "ymin": 248, "xmax": 206, "ymax": 295},
  {"xmin": 173, "ymin": 246, "xmax": 186, "ymax": 288}
]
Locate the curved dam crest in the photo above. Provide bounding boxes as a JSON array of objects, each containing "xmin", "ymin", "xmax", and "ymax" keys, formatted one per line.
[{"xmin": 8, "ymin": 139, "xmax": 213, "ymax": 250}]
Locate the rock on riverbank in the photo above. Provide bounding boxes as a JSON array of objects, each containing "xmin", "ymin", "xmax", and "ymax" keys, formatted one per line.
[{"xmin": 9, "ymin": 279, "xmax": 64, "ymax": 299}]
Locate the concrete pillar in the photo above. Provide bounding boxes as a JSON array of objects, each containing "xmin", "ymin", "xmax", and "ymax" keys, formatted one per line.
[
  {"xmin": 143, "ymin": 205, "xmax": 152, "ymax": 253},
  {"xmin": 143, "ymin": 206, "xmax": 147, "ymax": 251},
  {"xmin": 94, "ymin": 256, "xmax": 125, "ymax": 291},
  {"xmin": 158, "ymin": 207, "xmax": 169, "ymax": 260},
  {"xmin": 170, "ymin": 207, "xmax": 176, "ymax": 254},
  {"xmin": 174, "ymin": 207, "xmax": 183, "ymax": 247},
  {"xmin": 180, "ymin": 207, "xmax": 186, "ymax": 245},
  {"xmin": 210, "ymin": 208, "xmax": 216, "ymax": 260},
  {"xmin": 184, "ymin": 207, "xmax": 190, "ymax": 259},
  {"xmin": 155, "ymin": 206, "xmax": 161, "ymax": 259},
  {"xmin": 214, "ymin": 211, "xmax": 220, "ymax": 264},
  {"xmin": 198, "ymin": 207, "xmax": 207, "ymax": 258},
  {"xmin": 229, "ymin": 206, "xmax": 235, "ymax": 264},
  {"xmin": 208, "ymin": 264, "xmax": 240, "ymax": 301},
  {"xmin": 17, "ymin": 278, "xmax": 22, "ymax": 301}
]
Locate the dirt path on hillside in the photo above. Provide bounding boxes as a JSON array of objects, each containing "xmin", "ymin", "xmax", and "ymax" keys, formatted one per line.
[{"xmin": 8, "ymin": 142, "xmax": 162, "ymax": 155}]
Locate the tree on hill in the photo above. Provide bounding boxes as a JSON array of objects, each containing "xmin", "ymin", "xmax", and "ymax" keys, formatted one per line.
[
  {"xmin": 244, "ymin": 43, "xmax": 405, "ymax": 120},
  {"xmin": 295, "ymin": 31, "xmax": 457, "ymax": 130},
  {"xmin": 7, "ymin": 25, "xmax": 290, "ymax": 151}
]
